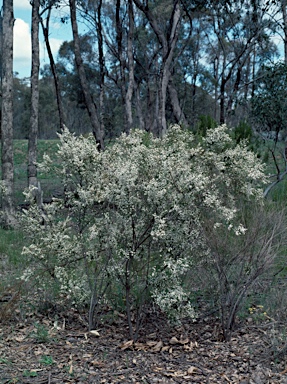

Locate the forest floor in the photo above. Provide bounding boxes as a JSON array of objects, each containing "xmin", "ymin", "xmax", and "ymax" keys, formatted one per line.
[{"xmin": 1, "ymin": 307, "xmax": 287, "ymax": 384}]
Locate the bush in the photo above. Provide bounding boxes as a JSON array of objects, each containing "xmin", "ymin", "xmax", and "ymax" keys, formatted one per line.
[
  {"xmin": 233, "ymin": 120, "xmax": 253, "ymax": 144},
  {"xmin": 21, "ymin": 124, "xmax": 268, "ymax": 340},
  {"xmin": 195, "ymin": 114, "xmax": 217, "ymax": 137}
]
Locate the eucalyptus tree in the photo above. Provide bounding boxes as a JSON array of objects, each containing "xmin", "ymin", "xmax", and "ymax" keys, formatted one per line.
[
  {"xmin": 1, "ymin": 0, "xmax": 16, "ymax": 227},
  {"xmin": 39, "ymin": 0, "xmax": 66, "ymax": 130},
  {"xmin": 73, "ymin": 0, "xmax": 107, "ymax": 136},
  {"xmin": 128, "ymin": 0, "xmax": 279, "ymax": 130},
  {"xmin": 280, "ymin": 0, "xmax": 287, "ymax": 63},
  {"xmin": 69, "ymin": 0, "xmax": 104, "ymax": 150},
  {"xmin": 252, "ymin": 62, "xmax": 287, "ymax": 135},
  {"xmin": 190, "ymin": 0, "xmax": 278, "ymax": 124},
  {"xmin": 133, "ymin": 0, "xmax": 184, "ymax": 135},
  {"xmin": 28, "ymin": 0, "xmax": 42, "ymax": 205},
  {"xmin": 251, "ymin": 62, "xmax": 287, "ymax": 196}
]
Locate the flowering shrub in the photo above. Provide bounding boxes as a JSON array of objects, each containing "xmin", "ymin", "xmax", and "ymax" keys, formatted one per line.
[{"xmin": 21, "ymin": 124, "xmax": 266, "ymax": 338}]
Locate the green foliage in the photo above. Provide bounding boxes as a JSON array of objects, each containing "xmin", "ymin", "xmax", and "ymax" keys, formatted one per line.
[
  {"xmin": 194, "ymin": 114, "xmax": 218, "ymax": 137},
  {"xmin": 30, "ymin": 323, "xmax": 51, "ymax": 344},
  {"xmin": 39, "ymin": 355, "xmax": 54, "ymax": 365},
  {"xmin": 233, "ymin": 120, "xmax": 253, "ymax": 144},
  {"xmin": 0, "ymin": 139, "xmax": 60, "ymax": 206},
  {"xmin": 23, "ymin": 370, "xmax": 38, "ymax": 377},
  {"xmin": 251, "ymin": 62, "xmax": 287, "ymax": 135},
  {"xmin": 0, "ymin": 228, "xmax": 25, "ymax": 265},
  {"xmin": 0, "ymin": 358, "xmax": 10, "ymax": 364}
]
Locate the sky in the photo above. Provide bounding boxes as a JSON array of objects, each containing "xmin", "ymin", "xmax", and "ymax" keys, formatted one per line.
[
  {"xmin": 0, "ymin": 1, "xmax": 284, "ymax": 79},
  {"xmin": 0, "ymin": 0, "xmax": 73, "ymax": 78}
]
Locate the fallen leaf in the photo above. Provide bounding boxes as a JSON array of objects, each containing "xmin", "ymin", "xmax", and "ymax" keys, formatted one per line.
[
  {"xmin": 146, "ymin": 341, "xmax": 158, "ymax": 347},
  {"xmin": 187, "ymin": 366, "xmax": 197, "ymax": 375},
  {"xmin": 147, "ymin": 332, "xmax": 157, "ymax": 339},
  {"xmin": 14, "ymin": 335, "xmax": 25, "ymax": 342},
  {"xmin": 89, "ymin": 330, "xmax": 100, "ymax": 337},
  {"xmin": 222, "ymin": 374, "xmax": 231, "ymax": 382},
  {"xmin": 91, "ymin": 360, "xmax": 105, "ymax": 367},
  {"xmin": 120, "ymin": 340, "xmax": 133, "ymax": 350},
  {"xmin": 179, "ymin": 337, "xmax": 189, "ymax": 345},
  {"xmin": 169, "ymin": 336, "xmax": 179, "ymax": 345},
  {"xmin": 134, "ymin": 342, "xmax": 147, "ymax": 351},
  {"xmin": 161, "ymin": 345, "xmax": 170, "ymax": 352},
  {"xmin": 83, "ymin": 353, "xmax": 93, "ymax": 359},
  {"xmin": 53, "ymin": 320, "xmax": 61, "ymax": 330},
  {"xmin": 152, "ymin": 340, "xmax": 163, "ymax": 352}
]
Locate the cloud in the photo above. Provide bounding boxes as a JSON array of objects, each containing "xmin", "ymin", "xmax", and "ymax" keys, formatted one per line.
[
  {"xmin": 40, "ymin": 37, "xmax": 64, "ymax": 65},
  {"xmin": 13, "ymin": 18, "xmax": 32, "ymax": 63},
  {"xmin": 12, "ymin": 18, "xmax": 65, "ymax": 77},
  {"xmin": 14, "ymin": 0, "xmax": 31, "ymax": 10},
  {"xmin": 49, "ymin": 37, "xmax": 64, "ymax": 55}
]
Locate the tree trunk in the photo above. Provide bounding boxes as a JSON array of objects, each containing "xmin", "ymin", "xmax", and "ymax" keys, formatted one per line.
[
  {"xmin": 219, "ymin": 77, "xmax": 226, "ymax": 124},
  {"xmin": 168, "ymin": 76, "xmax": 188, "ymax": 126},
  {"xmin": 134, "ymin": 82, "xmax": 145, "ymax": 130},
  {"xmin": 158, "ymin": 1, "xmax": 181, "ymax": 135},
  {"xmin": 40, "ymin": 5, "xmax": 66, "ymax": 131},
  {"xmin": 281, "ymin": 0, "xmax": 287, "ymax": 64},
  {"xmin": 96, "ymin": 0, "xmax": 106, "ymax": 138},
  {"xmin": 69, "ymin": 0, "xmax": 104, "ymax": 150},
  {"xmin": 115, "ymin": 0, "xmax": 128, "ymax": 133},
  {"xmin": 133, "ymin": 0, "xmax": 182, "ymax": 136},
  {"xmin": 1, "ymin": 0, "xmax": 16, "ymax": 227},
  {"xmin": 125, "ymin": 0, "xmax": 135, "ymax": 133},
  {"xmin": 28, "ymin": 0, "xmax": 42, "ymax": 206}
]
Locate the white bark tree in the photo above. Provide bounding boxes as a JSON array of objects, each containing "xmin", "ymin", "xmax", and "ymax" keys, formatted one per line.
[
  {"xmin": 1, "ymin": 0, "xmax": 15, "ymax": 227},
  {"xmin": 69, "ymin": 0, "xmax": 105, "ymax": 150},
  {"xmin": 28, "ymin": 0, "xmax": 42, "ymax": 206}
]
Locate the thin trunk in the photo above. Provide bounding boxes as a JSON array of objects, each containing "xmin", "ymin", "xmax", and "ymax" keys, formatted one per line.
[
  {"xmin": 69, "ymin": 0, "xmax": 104, "ymax": 150},
  {"xmin": 135, "ymin": 82, "xmax": 145, "ymax": 130},
  {"xmin": 97, "ymin": 0, "xmax": 105, "ymax": 136},
  {"xmin": 168, "ymin": 79, "xmax": 188, "ymax": 127},
  {"xmin": 226, "ymin": 67, "xmax": 242, "ymax": 119},
  {"xmin": 125, "ymin": 0, "xmax": 135, "ymax": 133},
  {"xmin": 251, "ymin": 47, "xmax": 256, "ymax": 98},
  {"xmin": 191, "ymin": 72, "xmax": 197, "ymax": 125},
  {"xmin": 279, "ymin": 0, "xmax": 287, "ymax": 161},
  {"xmin": 160, "ymin": 66, "xmax": 169, "ymax": 136},
  {"xmin": 0, "ymin": 13, "xmax": 2, "ymax": 77},
  {"xmin": 133, "ymin": 0, "xmax": 182, "ymax": 136},
  {"xmin": 40, "ymin": 7, "xmax": 65, "ymax": 131},
  {"xmin": 243, "ymin": 56, "xmax": 251, "ymax": 101},
  {"xmin": 214, "ymin": 57, "xmax": 219, "ymax": 121},
  {"xmin": 116, "ymin": 0, "xmax": 127, "ymax": 132},
  {"xmin": 159, "ymin": 1, "xmax": 181, "ymax": 135},
  {"xmin": 219, "ymin": 78, "xmax": 226, "ymax": 124},
  {"xmin": 226, "ymin": 41, "xmax": 256, "ymax": 119},
  {"xmin": 1, "ymin": 0, "xmax": 15, "ymax": 227},
  {"xmin": 282, "ymin": 0, "xmax": 287, "ymax": 64},
  {"xmin": 29, "ymin": 0, "xmax": 42, "ymax": 206}
]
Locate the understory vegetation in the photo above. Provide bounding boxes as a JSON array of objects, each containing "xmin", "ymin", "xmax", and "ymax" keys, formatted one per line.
[{"xmin": 1, "ymin": 123, "xmax": 287, "ymax": 350}]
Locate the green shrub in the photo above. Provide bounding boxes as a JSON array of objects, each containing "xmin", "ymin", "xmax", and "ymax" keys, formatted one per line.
[{"xmin": 20, "ymin": 124, "xmax": 269, "ymax": 340}]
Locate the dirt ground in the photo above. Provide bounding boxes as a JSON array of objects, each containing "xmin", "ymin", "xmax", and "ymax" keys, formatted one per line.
[{"xmin": 1, "ymin": 306, "xmax": 287, "ymax": 384}]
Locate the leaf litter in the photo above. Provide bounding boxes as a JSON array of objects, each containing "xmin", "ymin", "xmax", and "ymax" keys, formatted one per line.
[{"xmin": 1, "ymin": 308, "xmax": 287, "ymax": 383}]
